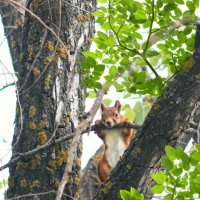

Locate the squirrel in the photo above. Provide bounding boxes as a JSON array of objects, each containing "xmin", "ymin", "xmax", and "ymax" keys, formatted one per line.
[{"xmin": 95, "ymin": 100, "xmax": 134, "ymax": 184}]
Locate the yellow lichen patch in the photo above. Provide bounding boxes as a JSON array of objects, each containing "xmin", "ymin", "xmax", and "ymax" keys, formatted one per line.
[
  {"xmin": 16, "ymin": 18, "xmax": 23, "ymax": 26},
  {"xmin": 16, "ymin": 161, "xmax": 28, "ymax": 171},
  {"xmin": 46, "ymin": 166, "xmax": 54, "ymax": 173},
  {"xmin": 12, "ymin": 40, "xmax": 17, "ymax": 48},
  {"xmin": 44, "ymin": 75, "xmax": 52, "ymax": 87},
  {"xmin": 58, "ymin": 47, "xmax": 68, "ymax": 59},
  {"xmin": 195, "ymin": 74, "xmax": 200, "ymax": 79},
  {"xmin": 132, "ymin": 147, "xmax": 142, "ymax": 157},
  {"xmin": 29, "ymin": 122, "xmax": 37, "ymax": 130},
  {"xmin": 135, "ymin": 147, "xmax": 141, "ymax": 154},
  {"xmin": 20, "ymin": 179, "xmax": 28, "ymax": 188},
  {"xmin": 47, "ymin": 41, "xmax": 55, "ymax": 52},
  {"xmin": 8, "ymin": 177, "xmax": 14, "ymax": 188},
  {"xmin": 27, "ymin": 44, "xmax": 33, "ymax": 58},
  {"xmin": 75, "ymin": 158, "xmax": 81, "ymax": 168},
  {"xmin": 48, "ymin": 160, "xmax": 57, "ymax": 169},
  {"xmin": 194, "ymin": 73, "xmax": 200, "ymax": 84},
  {"xmin": 53, "ymin": 53, "xmax": 59, "ymax": 63},
  {"xmin": 33, "ymin": 67, "xmax": 41, "ymax": 76},
  {"xmin": 19, "ymin": 53, "xmax": 24, "ymax": 61},
  {"xmin": 31, "ymin": 155, "xmax": 42, "ymax": 169},
  {"xmin": 183, "ymin": 58, "xmax": 194, "ymax": 72},
  {"xmin": 29, "ymin": 180, "xmax": 40, "ymax": 192},
  {"xmin": 126, "ymin": 164, "xmax": 132, "ymax": 170},
  {"xmin": 39, "ymin": 120, "xmax": 47, "ymax": 129},
  {"xmin": 30, "ymin": 0, "xmax": 41, "ymax": 12},
  {"xmin": 65, "ymin": 112, "xmax": 71, "ymax": 124},
  {"xmin": 67, "ymin": 175, "xmax": 73, "ymax": 185},
  {"xmin": 78, "ymin": 143, "xmax": 83, "ymax": 152},
  {"xmin": 56, "ymin": 149, "xmax": 68, "ymax": 166},
  {"xmin": 75, "ymin": 192, "xmax": 79, "ymax": 200},
  {"xmin": 65, "ymin": 116, "xmax": 70, "ymax": 124},
  {"xmin": 37, "ymin": 131, "xmax": 48, "ymax": 145},
  {"xmin": 74, "ymin": 176, "xmax": 81, "ymax": 185},
  {"xmin": 102, "ymin": 181, "xmax": 112, "ymax": 193},
  {"xmin": 29, "ymin": 106, "xmax": 37, "ymax": 117},
  {"xmin": 43, "ymin": 56, "xmax": 52, "ymax": 65},
  {"xmin": 55, "ymin": 179, "xmax": 60, "ymax": 188},
  {"xmin": 77, "ymin": 13, "xmax": 92, "ymax": 22}
]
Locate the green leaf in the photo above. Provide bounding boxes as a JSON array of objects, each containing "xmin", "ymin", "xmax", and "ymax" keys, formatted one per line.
[
  {"xmin": 124, "ymin": 108, "xmax": 136, "ymax": 121},
  {"xmin": 164, "ymin": 3, "xmax": 177, "ymax": 11},
  {"xmin": 161, "ymin": 156, "xmax": 173, "ymax": 170},
  {"xmin": 97, "ymin": 31, "xmax": 108, "ymax": 40},
  {"xmin": 186, "ymin": 1, "xmax": 195, "ymax": 10},
  {"xmin": 172, "ymin": 168, "xmax": 183, "ymax": 176},
  {"xmin": 166, "ymin": 186, "xmax": 173, "ymax": 193},
  {"xmin": 191, "ymin": 151, "xmax": 200, "ymax": 161},
  {"xmin": 95, "ymin": 64, "xmax": 105, "ymax": 72},
  {"xmin": 157, "ymin": 44, "xmax": 167, "ymax": 51},
  {"xmin": 93, "ymin": 11, "xmax": 104, "ymax": 17},
  {"xmin": 194, "ymin": 176, "xmax": 200, "ymax": 184},
  {"xmin": 145, "ymin": 50, "xmax": 160, "ymax": 57},
  {"xmin": 82, "ymin": 51, "xmax": 97, "ymax": 58},
  {"xmin": 135, "ymin": 72, "xmax": 146, "ymax": 83},
  {"xmin": 120, "ymin": 190, "xmax": 131, "ymax": 200},
  {"xmin": 165, "ymin": 146, "xmax": 177, "ymax": 160},
  {"xmin": 134, "ymin": 32, "xmax": 143, "ymax": 40},
  {"xmin": 88, "ymin": 91, "xmax": 96, "ymax": 98},
  {"xmin": 176, "ymin": 0, "xmax": 184, "ymax": 4},
  {"xmin": 174, "ymin": 8, "xmax": 182, "ymax": 17},
  {"xmin": 93, "ymin": 82, "xmax": 102, "ymax": 89},
  {"xmin": 151, "ymin": 172, "xmax": 167, "ymax": 184},
  {"xmin": 98, "ymin": 0, "xmax": 107, "ymax": 3},
  {"xmin": 177, "ymin": 32, "xmax": 187, "ymax": 43},
  {"xmin": 150, "ymin": 185, "xmax": 165, "ymax": 194},
  {"xmin": 103, "ymin": 98, "xmax": 112, "ymax": 106},
  {"xmin": 109, "ymin": 66, "xmax": 117, "ymax": 76},
  {"xmin": 102, "ymin": 58, "xmax": 115, "ymax": 64},
  {"xmin": 163, "ymin": 194, "xmax": 173, "ymax": 200},
  {"xmin": 195, "ymin": 144, "xmax": 200, "ymax": 151},
  {"xmin": 81, "ymin": 57, "xmax": 96, "ymax": 69}
]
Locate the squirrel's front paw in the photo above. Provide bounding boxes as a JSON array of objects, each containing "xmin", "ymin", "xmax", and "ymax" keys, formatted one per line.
[
  {"xmin": 124, "ymin": 119, "xmax": 130, "ymax": 124},
  {"xmin": 95, "ymin": 120, "xmax": 101, "ymax": 126}
]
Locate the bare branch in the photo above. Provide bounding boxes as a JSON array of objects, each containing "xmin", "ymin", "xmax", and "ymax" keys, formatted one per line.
[{"xmin": 0, "ymin": 122, "xmax": 140, "ymax": 171}]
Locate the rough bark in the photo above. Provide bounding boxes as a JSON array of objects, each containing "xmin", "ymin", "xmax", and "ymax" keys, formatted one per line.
[
  {"xmin": 94, "ymin": 26, "xmax": 200, "ymax": 199},
  {"xmin": 80, "ymin": 146, "xmax": 103, "ymax": 200},
  {"xmin": 0, "ymin": 0, "xmax": 95, "ymax": 199}
]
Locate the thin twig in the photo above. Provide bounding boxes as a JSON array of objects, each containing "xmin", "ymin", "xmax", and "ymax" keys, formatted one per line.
[
  {"xmin": 6, "ymin": 190, "xmax": 75, "ymax": 200},
  {"xmin": 143, "ymin": 0, "xmax": 155, "ymax": 55},
  {"xmin": 7, "ymin": 0, "xmax": 69, "ymax": 54},
  {"xmin": 107, "ymin": 0, "xmax": 159, "ymax": 77},
  {"xmin": 0, "ymin": 82, "xmax": 15, "ymax": 91}
]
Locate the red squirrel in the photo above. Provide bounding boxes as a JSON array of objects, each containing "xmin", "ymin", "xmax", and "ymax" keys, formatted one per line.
[{"xmin": 95, "ymin": 100, "xmax": 134, "ymax": 184}]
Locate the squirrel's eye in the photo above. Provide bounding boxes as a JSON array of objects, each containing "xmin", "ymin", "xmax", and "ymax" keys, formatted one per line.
[{"xmin": 115, "ymin": 113, "xmax": 119, "ymax": 117}]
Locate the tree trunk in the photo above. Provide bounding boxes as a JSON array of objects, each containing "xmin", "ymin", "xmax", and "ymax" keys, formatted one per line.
[
  {"xmin": 0, "ymin": 0, "xmax": 95, "ymax": 199},
  {"xmin": 94, "ymin": 25, "xmax": 200, "ymax": 199}
]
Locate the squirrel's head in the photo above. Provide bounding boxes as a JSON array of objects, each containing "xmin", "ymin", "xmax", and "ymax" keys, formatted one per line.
[{"xmin": 100, "ymin": 100, "xmax": 121, "ymax": 128}]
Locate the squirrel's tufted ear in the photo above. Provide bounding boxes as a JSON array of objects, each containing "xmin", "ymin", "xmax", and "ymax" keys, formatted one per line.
[
  {"xmin": 115, "ymin": 100, "xmax": 121, "ymax": 111},
  {"xmin": 101, "ymin": 103, "xmax": 106, "ymax": 111}
]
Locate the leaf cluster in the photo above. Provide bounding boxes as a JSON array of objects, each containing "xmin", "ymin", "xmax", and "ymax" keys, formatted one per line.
[
  {"xmin": 150, "ymin": 145, "xmax": 200, "ymax": 199},
  {"xmin": 81, "ymin": 0, "xmax": 198, "ymax": 96},
  {"xmin": 120, "ymin": 144, "xmax": 200, "ymax": 200}
]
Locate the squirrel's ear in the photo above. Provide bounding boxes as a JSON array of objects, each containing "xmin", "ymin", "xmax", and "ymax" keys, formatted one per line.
[
  {"xmin": 115, "ymin": 100, "xmax": 121, "ymax": 111},
  {"xmin": 101, "ymin": 103, "xmax": 106, "ymax": 111}
]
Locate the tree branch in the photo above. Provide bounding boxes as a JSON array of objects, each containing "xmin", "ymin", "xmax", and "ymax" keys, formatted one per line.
[{"xmin": 0, "ymin": 122, "xmax": 140, "ymax": 172}]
